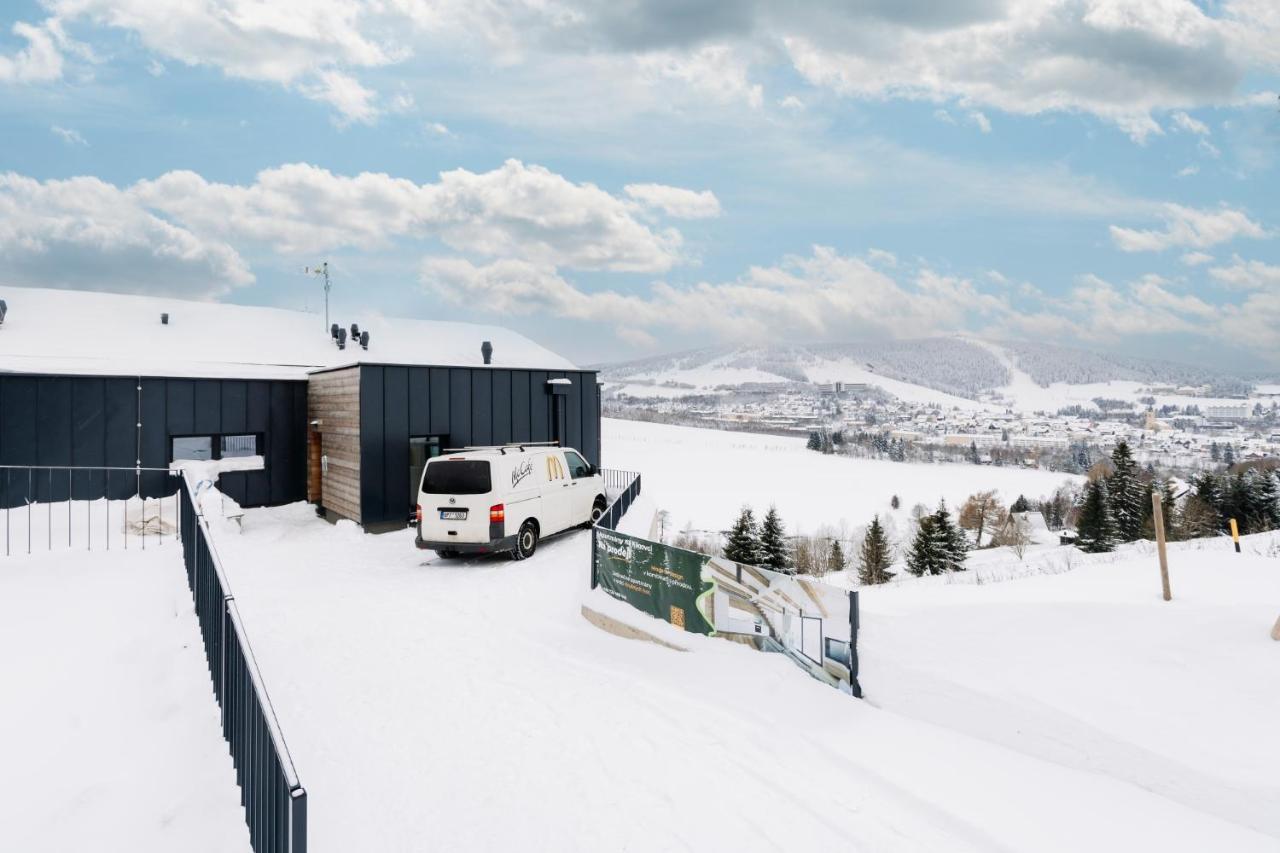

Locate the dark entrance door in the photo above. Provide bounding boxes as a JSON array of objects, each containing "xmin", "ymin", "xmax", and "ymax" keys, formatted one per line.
[{"xmin": 408, "ymin": 436, "xmax": 443, "ymax": 514}]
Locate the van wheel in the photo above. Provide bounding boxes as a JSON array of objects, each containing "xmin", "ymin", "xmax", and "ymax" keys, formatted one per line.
[
  {"xmin": 512, "ymin": 521, "xmax": 539, "ymax": 561},
  {"xmin": 588, "ymin": 496, "xmax": 607, "ymax": 527}
]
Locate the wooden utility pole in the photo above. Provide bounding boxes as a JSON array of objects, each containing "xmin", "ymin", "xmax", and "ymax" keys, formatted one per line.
[{"xmin": 1152, "ymin": 491, "xmax": 1171, "ymax": 602}]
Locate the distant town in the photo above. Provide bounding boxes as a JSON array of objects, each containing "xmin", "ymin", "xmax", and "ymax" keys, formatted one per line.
[{"xmin": 605, "ymin": 379, "xmax": 1280, "ymax": 475}]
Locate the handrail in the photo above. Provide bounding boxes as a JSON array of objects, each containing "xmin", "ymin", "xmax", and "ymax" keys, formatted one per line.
[
  {"xmin": 183, "ymin": 469, "xmax": 302, "ymax": 789},
  {"xmin": 179, "ymin": 471, "xmax": 306, "ymax": 851},
  {"xmin": 0, "ymin": 464, "xmax": 177, "ymax": 471}
]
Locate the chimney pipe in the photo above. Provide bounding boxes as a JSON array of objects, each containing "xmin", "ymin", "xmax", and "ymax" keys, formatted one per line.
[{"xmin": 481, "ymin": 340, "xmax": 493, "ymax": 365}]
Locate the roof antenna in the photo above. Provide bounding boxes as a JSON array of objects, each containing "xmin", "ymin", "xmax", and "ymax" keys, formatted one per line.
[{"xmin": 305, "ymin": 262, "xmax": 331, "ymax": 334}]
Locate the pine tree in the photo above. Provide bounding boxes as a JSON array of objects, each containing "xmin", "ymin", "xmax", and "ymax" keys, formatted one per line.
[
  {"xmin": 806, "ymin": 432, "xmax": 821, "ymax": 451},
  {"xmin": 858, "ymin": 516, "xmax": 894, "ymax": 585},
  {"xmin": 890, "ymin": 494, "xmax": 900, "ymax": 510},
  {"xmin": 969, "ymin": 441, "xmax": 981, "ymax": 464},
  {"xmin": 1076, "ymin": 477, "xmax": 1116, "ymax": 553},
  {"xmin": 905, "ymin": 515, "xmax": 941, "ymax": 577},
  {"xmin": 1011, "ymin": 494, "xmax": 1031, "ymax": 513},
  {"xmin": 1108, "ymin": 440, "xmax": 1144, "ymax": 542},
  {"xmin": 1223, "ymin": 445, "xmax": 1235, "ymax": 468},
  {"xmin": 828, "ymin": 538, "xmax": 846, "ymax": 574},
  {"xmin": 933, "ymin": 500, "xmax": 968, "ymax": 572},
  {"xmin": 723, "ymin": 507, "xmax": 763, "ymax": 565},
  {"xmin": 758, "ymin": 505, "xmax": 792, "ymax": 572}
]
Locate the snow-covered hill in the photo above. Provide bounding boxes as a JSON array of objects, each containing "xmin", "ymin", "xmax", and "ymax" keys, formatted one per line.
[
  {"xmin": 603, "ymin": 417, "xmax": 1076, "ymax": 536},
  {"xmin": 598, "ymin": 338, "xmax": 1265, "ymax": 414}
]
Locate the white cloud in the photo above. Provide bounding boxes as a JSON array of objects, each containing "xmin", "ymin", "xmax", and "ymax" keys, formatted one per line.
[
  {"xmin": 1208, "ymin": 257, "xmax": 1280, "ymax": 290},
  {"xmin": 968, "ymin": 111, "xmax": 991, "ymax": 134},
  {"xmin": 637, "ymin": 44, "xmax": 762, "ymax": 109},
  {"xmin": 0, "ymin": 19, "xmax": 67, "ymax": 83},
  {"xmin": 1109, "ymin": 204, "xmax": 1267, "ymax": 252},
  {"xmin": 1176, "ymin": 165, "xmax": 1199, "ymax": 177},
  {"xmin": 420, "ymin": 241, "xmax": 1280, "ymax": 364},
  {"xmin": 49, "ymin": 0, "xmax": 396, "ymax": 121},
  {"xmin": 782, "ymin": 0, "xmax": 1279, "ymax": 141},
  {"xmin": 624, "ymin": 183, "xmax": 721, "ymax": 219},
  {"xmin": 1069, "ymin": 273, "xmax": 1212, "ymax": 338},
  {"xmin": 1170, "ymin": 111, "xmax": 1210, "ymax": 135},
  {"xmin": 130, "ymin": 159, "xmax": 689, "ymax": 272},
  {"xmin": 31, "ymin": 0, "xmax": 1280, "ymax": 133},
  {"xmin": 50, "ymin": 125, "xmax": 87, "ymax": 146},
  {"xmin": 299, "ymin": 69, "xmax": 380, "ymax": 124},
  {"xmin": 1179, "ymin": 251, "xmax": 1213, "ymax": 266},
  {"xmin": 421, "ymin": 246, "xmax": 1028, "ymax": 344},
  {"xmin": 0, "ymin": 172, "xmax": 252, "ymax": 296}
]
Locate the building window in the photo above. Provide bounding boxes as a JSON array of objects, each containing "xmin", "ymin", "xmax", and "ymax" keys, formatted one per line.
[
  {"xmin": 172, "ymin": 435, "xmax": 214, "ymax": 461},
  {"xmin": 170, "ymin": 433, "xmax": 262, "ymax": 463},
  {"xmin": 221, "ymin": 434, "xmax": 260, "ymax": 458}
]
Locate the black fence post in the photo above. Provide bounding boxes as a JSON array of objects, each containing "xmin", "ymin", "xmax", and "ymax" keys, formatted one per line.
[
  {"xmin": 590, "ymin": 526, "xmax": 598, "ymax": 589},
  {"xmin": 848, "ymin": 591, "xmax": 862, "ymax": 699},
  {"xmin": 291, "ymin": 788, "xmax": 308, "ymax": 853}
]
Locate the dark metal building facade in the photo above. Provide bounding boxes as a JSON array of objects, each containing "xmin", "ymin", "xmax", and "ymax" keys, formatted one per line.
[
  {"xmin": 353, "ymin": 364, "xmax": 601, "ymax": 527},
  {"xmin": 0, "ymin": 374, "xmax": 308, "ymax": 509}
]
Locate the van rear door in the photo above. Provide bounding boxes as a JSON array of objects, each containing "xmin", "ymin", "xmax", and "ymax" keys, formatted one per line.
[{"xmin": 419, "ymin": 458, "xmax": 494, "ymax": 544}]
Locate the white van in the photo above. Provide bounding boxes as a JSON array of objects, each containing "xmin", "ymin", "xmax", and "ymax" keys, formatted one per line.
[{"xmin": 414, "ymin": 444, "xmax": 607, "ymax": 560}]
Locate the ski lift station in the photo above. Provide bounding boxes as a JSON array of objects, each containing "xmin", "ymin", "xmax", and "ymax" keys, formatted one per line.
[{"xmin": 0, "ymin": 287, "xmax": 601, "ymax": 529}]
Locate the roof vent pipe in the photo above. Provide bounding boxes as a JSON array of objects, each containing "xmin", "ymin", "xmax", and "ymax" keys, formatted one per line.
[
  {"xmin": 481, "ymin": 340, "xmax": 493, "ymax": 365},
  {"xmin": 350, "ymin": 323, "xmax": 360, "ymax": 341},
  {"xmin": 336, "ymin": 327, "xmax": 347, "ymax": 350},
  {"xmin": 160, "ymin": 313, "xmax": 169, "ymax": 325},
  {"xmin": 0, "ymin": 299, "xmax": 7, "ymax": 325},
  {"xmin": 360, "ymin": 331, "xmax": 369, "ymax": 350}
]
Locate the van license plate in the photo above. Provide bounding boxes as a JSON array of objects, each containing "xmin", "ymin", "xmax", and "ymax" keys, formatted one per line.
[{"xmin": 440, "ymin": 510, "xmax": 467, "ymax": 520}]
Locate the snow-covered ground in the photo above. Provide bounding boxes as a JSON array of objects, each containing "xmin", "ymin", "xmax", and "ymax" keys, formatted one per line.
[
  {"xmin": 167, "ymin": 419, "xmax": 1271, "ymax": 852},
  {"xmin": 0, "ymin": 547, "xmax": 250, "ymax": 853},
  {"xmin": 857, "ymin": 533, "xmax": 1280, "ymax": 840},
  {"xmin": 6, "ymin": 419, "xmax": 1276, "ymax": 852},
  {"xmin": 602, "ymin": 417, "xmax": 1077, "ymax": 537}
]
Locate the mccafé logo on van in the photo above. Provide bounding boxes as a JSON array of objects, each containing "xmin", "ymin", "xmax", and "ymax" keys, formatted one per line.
[{"xmin": 511, "ymin": 459, "xmax": 533, "ymax": 488}]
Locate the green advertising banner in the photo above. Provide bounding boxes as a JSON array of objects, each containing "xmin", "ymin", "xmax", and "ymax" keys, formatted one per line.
[{"xmin": 594, "ymin": 528, "xmax": 715, "ymax": 635}]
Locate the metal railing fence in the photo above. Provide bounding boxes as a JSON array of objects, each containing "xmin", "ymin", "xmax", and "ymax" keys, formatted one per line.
[
  {"xmin": 0, "ymin": 465, "xmax": 180, "ymax": 556},
  {"xmin": 178, "ymin": 474, "xmax": 307, "ymax": 853},
  {"xmin": 596, "ymin": 468, "xmax": 641, "ymax": 532}
]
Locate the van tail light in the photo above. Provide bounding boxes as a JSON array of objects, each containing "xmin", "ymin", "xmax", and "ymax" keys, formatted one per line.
[
  {"xmin": 490, "ymin": 504, "xmax": 505, "ymax": 523},
  {"xmin": 415, "ymin": 504, "xmax": 423, "ymax": 523}
]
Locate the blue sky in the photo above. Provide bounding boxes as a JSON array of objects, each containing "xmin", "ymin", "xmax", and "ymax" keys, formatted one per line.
[{"xmin": 1, "ymin": 0, "xmax": 1278, "ymax": 371}]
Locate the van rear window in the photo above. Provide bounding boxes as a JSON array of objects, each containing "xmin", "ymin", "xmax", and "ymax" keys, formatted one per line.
[{"xmin": 423, "ymin": 460, "xmax": 492, "ymax": 495}]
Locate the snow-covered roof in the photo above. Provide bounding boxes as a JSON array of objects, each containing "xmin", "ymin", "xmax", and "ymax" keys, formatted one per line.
[{"xmin": 0, "ymin": 286, "xmax": 577, "ymax": 380}]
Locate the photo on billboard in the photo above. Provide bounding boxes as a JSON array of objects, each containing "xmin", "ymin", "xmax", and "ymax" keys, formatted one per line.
[{"xmin": 699, "ymin": 556, "xmax": 860, "ymax": 695}]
